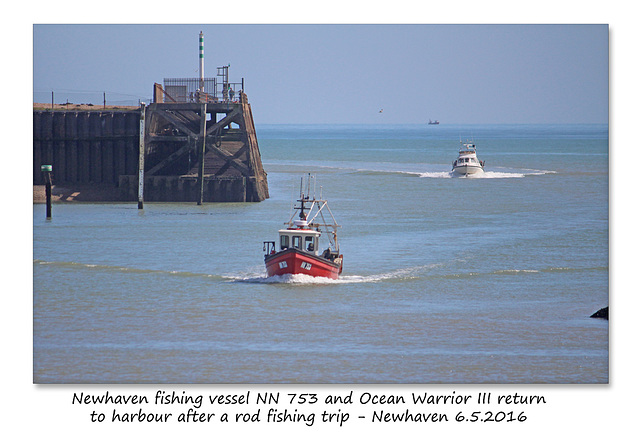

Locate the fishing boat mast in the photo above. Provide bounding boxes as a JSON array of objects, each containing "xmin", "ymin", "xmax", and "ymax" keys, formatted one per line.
[{"xmin": 286, "ymin": 174, "xmax": 340, "ymax": 253}]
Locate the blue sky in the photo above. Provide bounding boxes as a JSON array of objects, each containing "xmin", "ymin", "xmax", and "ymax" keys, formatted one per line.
[{"xmin": 33, "ymin": 24, "xmax": 608, "ymax": 124}]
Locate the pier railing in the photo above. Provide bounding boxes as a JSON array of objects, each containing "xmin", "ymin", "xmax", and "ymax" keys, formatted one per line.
[
  {"xmin": 33, "ymin": 90, "xmax": 148, "ymax": 108},
  {"xmin": 162, "ymin": 78, "xmax": 244, "ymax": 104}
]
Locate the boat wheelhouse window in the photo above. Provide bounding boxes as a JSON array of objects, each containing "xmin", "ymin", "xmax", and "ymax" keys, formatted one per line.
[
  {"xmin": 293, "ymin": 236, "xmax": 302, "ymax": 249},
  {"xmin": 280, "ymin": 235, "xmax": 289, "ymax": 250},
  {"xmin": 305, "ymin": 236, "xmax": 315, "ymax": 251},
  {"xmin": 465, "ymin": 158, "xmax": 469, "ymax": 163}
]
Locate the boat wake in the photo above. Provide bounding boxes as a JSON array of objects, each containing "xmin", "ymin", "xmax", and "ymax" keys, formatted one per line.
[
  {"xmin": 352, "ymin": 166, "xmax": 554, "ymax": 179},
  {"xmin": 33, "ymin": 259, "xmax": 227, "ymax": 280},
  {"xmin": 36, "ymin": 259, "xmax": 603, "ymax": 288},
  {"xmin": 266, "ymin": 160, "xmax": 553, "ymax": 180},
  {"xmin": 34, "ymin": 259, "xmax": 430, "ymax": 285},
  {"xmin": 229, "ymin": 265, "xmax": 432, "ymax": 285},
  {"xmin": 430, "ymin": 265, "xmax": 607, "ymax": 280},
  {"xmin": 416, "ymin": 169, "xmax": 553, "ymax": 179}
]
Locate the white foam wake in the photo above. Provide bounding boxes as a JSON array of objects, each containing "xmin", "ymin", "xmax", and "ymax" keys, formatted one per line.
[
  {"xmin": 416, "ymin": 169, "xmax": 554, "ymax": 179},
  {"xmin": 228, "ymin": 265, "xmax": 431, "ymax": 285},
  {"xmin": 416, "ymin": 170, "xmax": 521, "ymax": 179}
]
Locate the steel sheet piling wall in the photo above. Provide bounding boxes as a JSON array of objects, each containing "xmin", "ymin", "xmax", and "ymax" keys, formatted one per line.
[
  {"xmin": 53, "ymin": 112, "xmax": 66, "ymax": 182},
  {"xmin": 33, "ymin": 110, "xmax": 141, "ymax": 186},
  {"xmin": 78, "ymin": 112, "xmax": 91, "ymax": 183},
  {"xmin": 90, "ymin": 112, "xmax": 102, "ymax": 183},
  {"xmin": 114, "ymin": 113, "xmax": 127, "ymax": 178},
  {"xmin": 125, "ymin": 113, "xmax": 139, "ymax": 176},
  {"xmin": 33, "ymin": 114, "xmax": 42, "ymax": 183},
  {"xmin": 65, "ymin": 112, "xmax": 78, "ymax": 182},
  {"xmin": 103, "ymin": 113, "xmax": 114, "ymax": 184}
]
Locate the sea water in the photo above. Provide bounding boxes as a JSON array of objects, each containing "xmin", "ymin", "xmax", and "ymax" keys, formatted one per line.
[{"xmin": 33, "ymin": 123, "xmax": 608, "ymax": 383}]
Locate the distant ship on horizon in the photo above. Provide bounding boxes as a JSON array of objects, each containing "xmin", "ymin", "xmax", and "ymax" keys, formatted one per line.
[{"xmin": 428, "ymin": 119, "xmax": 440, "ymax": 125}]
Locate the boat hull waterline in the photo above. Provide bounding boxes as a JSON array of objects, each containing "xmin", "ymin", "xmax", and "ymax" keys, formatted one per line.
[
  {"xmin": 452, "ymin": 164, "xmax": 484, "ymax": 176},
  {"xmin": 265, "ymin": 248, "xmax": 342, "ymax": 279}
]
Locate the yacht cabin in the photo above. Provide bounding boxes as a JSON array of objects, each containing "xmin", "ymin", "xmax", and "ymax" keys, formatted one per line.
[{"xmin": 455, "ymin": 155, "xmax": 481, "ymax": 166}]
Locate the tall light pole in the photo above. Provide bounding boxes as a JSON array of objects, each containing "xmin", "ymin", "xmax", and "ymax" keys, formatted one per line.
[{"xmin": 199, "ymin": 31, "xmax": 205, "ymax": 96}]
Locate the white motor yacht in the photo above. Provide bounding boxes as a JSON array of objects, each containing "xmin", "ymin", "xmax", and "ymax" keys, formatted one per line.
[{"xmin": 452, "ymin": 141, "xmax": 485, "ymax": 176}]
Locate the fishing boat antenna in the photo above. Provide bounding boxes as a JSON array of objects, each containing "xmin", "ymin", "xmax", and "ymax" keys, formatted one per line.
[
  {"xmin": 313, "ymin": 174, "xmax": 317, "ymax": 198},
  {"xmin": 299, "ymin": 181, "xmax": 306, "ymax": 219}
]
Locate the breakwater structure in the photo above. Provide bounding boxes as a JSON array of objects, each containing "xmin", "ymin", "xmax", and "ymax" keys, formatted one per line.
[
  {"xmin": 33, "ymin": 32, "xmax": 268, "ymax": 204},
  {"xmin": 33, "ymin": 90, "xmax": 269, "ymax": 203}
]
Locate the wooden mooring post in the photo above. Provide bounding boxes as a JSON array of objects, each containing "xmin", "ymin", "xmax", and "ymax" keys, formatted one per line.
[
  {"xmin": 41, "ymin": 165, "xmax": 53, "ymax": 219},
  {"xmin": 137, "ymin": 104, "xmax": 146, "ymax": 209},
  {"xmin": 197, "ymin": 103, "xmax": 207, "ymax": 205}
]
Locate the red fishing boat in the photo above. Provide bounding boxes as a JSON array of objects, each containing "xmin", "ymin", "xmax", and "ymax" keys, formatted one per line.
[{"xmin": 263, "ymin": 175, "xmax": 343, "ymax": 279}]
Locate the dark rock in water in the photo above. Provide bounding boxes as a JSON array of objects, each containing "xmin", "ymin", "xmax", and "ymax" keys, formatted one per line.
[{"xmin": 590, "ymin": 307, "xmax": 608, "ymax": 320}]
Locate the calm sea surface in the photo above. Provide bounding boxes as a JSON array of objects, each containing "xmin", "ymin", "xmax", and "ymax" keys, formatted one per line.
[{"xmin": 33, "ymin": 124, "xmax": 609, "ymax": 384}]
